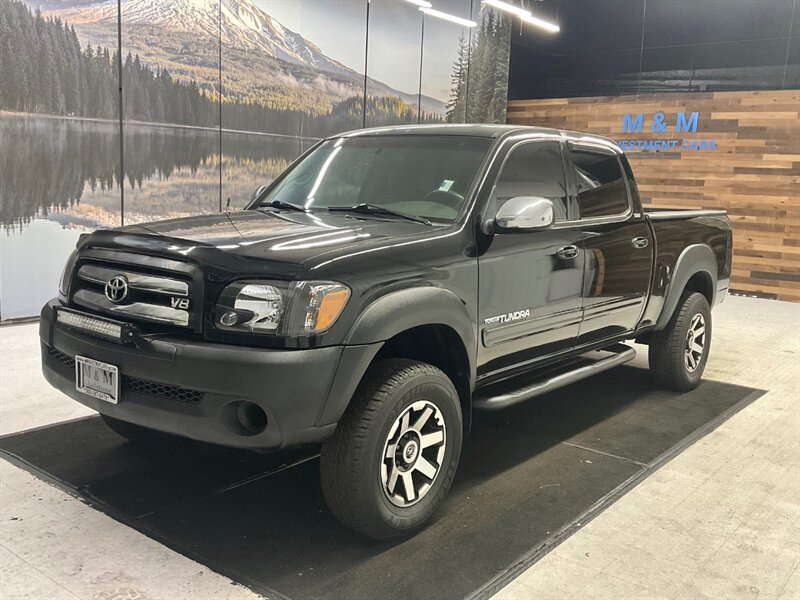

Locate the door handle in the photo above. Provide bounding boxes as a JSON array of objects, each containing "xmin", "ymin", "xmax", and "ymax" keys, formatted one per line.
[
  {"xmin": 556, "ymin": 245, "xmax": 580, "ymax": 260},
  {"xmin": 631, "ymin": 237, "xmax": 649, "ymax": 249}
]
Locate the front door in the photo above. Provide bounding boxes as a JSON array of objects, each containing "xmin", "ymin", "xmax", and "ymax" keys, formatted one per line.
[
  {"xmin": 565, "ymin": 146, "xmax": 654, "ymax": 346},
  {"xmin": 477, "ymin": 140, "xmax": 585, "ymax": 379}
]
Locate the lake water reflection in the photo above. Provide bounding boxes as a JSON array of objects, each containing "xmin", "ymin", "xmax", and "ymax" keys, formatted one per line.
[{"xmin": 0, "ymin": 115, "xmax": 313, "ymax": 319}]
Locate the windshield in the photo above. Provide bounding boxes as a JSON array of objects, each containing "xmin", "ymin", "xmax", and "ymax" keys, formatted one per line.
[{"xmin": 258, "ymin": 135, "xmax": 492, "ymax": 223}]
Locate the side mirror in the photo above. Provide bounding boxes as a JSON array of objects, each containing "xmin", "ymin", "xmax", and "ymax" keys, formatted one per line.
[
  {"xmin": 250, "ymin": 185, "xmax": 269, "ymax": 204},
  {"xmin": 494, "ymin": 196, "xmax": 555, "ymax": 231}
]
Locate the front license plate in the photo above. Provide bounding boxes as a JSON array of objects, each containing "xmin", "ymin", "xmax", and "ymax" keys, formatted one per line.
[{"xmin": 75, "ymin": 356, "xmax": 119, "ymax": 404}]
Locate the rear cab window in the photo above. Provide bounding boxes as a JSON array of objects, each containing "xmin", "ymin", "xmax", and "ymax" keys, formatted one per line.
[{"xmin": 568, "ymin": 148, "xmax": 630, "ymax": 219}]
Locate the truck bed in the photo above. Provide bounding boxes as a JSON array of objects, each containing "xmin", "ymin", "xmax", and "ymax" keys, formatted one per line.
[
  {"xmin": 644, "ymin": 208, "xmax": 728, "ymax": 220},
  {"xmin": 638, "ymin": 208, "xmax": 732, "ymax": 331}
]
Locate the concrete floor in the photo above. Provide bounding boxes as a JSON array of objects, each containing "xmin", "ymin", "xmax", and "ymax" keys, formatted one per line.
[{"xmin": 0, "ymin": 295, "xmax": 798, "ymax": 600}]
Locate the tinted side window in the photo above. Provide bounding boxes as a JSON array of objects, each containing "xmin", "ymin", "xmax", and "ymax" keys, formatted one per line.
[
  {"xmin": 570, "ymin": 150, "xmax": 629, "ymax": 219},
  {"xmin": 493, "ymin": 142, "xmax": 569, "ymax": 222}
]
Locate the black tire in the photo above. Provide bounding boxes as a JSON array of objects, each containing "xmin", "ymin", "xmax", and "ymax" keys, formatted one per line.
[
  {"xmin": 100, "ymin": 414, "xmax": 171, "ymax": 444},
  {"xmin": 649, "ymin": 292, "xmax": 712, "ymax": 392},
  {"xmin": 320, "ymin": 358, "xmax": 463, "ymax": 540}
]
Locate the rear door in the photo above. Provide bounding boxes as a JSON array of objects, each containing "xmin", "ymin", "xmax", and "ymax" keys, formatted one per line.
[
  {"xmin": 566, "ymin": 144, "xmax": 654, "ymax": 346},
  {"xmin": 477, "ymin": 139, "xmax": 585, "ymax": 377}
]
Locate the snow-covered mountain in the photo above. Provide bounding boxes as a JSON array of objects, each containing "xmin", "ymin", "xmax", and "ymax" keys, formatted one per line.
[
  {"xmin": 51, "ymin": 0, "xmax": 351, "ymax": 77},
  {"xmin": 42, "ymin": 0, "xmax": 446, "ymax": 114}
]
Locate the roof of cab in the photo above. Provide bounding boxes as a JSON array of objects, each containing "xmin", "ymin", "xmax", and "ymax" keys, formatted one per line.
[{"xmin": 335, "ymin": 123, "xmax": 621, "ymax": 153}]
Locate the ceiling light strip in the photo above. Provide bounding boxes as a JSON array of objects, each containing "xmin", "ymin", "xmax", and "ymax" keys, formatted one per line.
[
  {"xmin": 482, "ymin": 0, "xmax": 560, "ymax": 33},
  {"xmin": 483, "ymin": 0, "xmax": 530, "ymax": 18},
  {"xmin": 419, "ymin": 7, "xmax": 477, "ymax": 27},
  {"xmin": 520, "ymin": 13, "xmax": 560, "ymax": 33}
]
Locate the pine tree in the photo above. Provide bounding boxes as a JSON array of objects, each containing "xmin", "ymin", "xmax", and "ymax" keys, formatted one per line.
[
  {"xmin": 439, "ymin": 7, "xmax": 512, "ymax": 125},
  {"xmin": 464, "ymin": 16, "xmax": 486, "ymax": 122},
  {"xmin": 489, "ymin": 14, "xmax": 511, "ymax": 123},
  {"xmin": 446, "ymin": 35, "xmax": 469, "ymax": 123}
]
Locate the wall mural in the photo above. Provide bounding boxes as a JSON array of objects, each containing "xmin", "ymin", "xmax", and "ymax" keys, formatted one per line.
[{"xmin": 0, "ymin": 0, "xmax": 511, "ymax": 319}]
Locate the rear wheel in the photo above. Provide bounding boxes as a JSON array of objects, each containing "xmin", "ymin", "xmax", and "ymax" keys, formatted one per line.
[
  {"xmin": 320, "ymin": 358, "xmax": 462, "ymax": 540},
  {"xmin": 649, "ymin": 291, "xmax": 712, "ymax": 391}
]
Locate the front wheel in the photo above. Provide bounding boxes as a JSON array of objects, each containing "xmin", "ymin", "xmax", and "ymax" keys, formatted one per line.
[
  {"xmin": 320, "ymin": 358, "xmax": 463, "ymax": 540},
  {"xmin": 649, "ymin": 291, "xmax": 712, "ymax": 391}
]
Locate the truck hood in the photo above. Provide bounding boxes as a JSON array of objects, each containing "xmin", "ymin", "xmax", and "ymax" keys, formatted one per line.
[{"xmin": 98, "ymin": 209, "xmax": 437, "ymax": 268}]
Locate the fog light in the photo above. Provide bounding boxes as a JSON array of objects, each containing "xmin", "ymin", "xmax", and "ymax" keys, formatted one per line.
[{"xmin": 236, "ymin": 402, "xmax": 268, "ymax": 435}]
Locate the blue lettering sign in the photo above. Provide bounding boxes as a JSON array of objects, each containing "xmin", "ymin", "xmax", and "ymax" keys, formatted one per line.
[
  {"xmin": 622, "ymin": 113, "xmax": 644, "ymax": 133},
  {"xmin": 651, "ymin": 112, "xmax": 668, "ymax": 133},
  {"xmin": 618, "ymin": 110, "xmax": 714, "ymax": 152},
  {"xmin": 676, "ymin": 111, "xmax": 699, "ymax": 133}
]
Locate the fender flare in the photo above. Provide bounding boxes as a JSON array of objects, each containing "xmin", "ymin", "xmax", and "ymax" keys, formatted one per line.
[
  {"xmin": 345, "ymin": 287, "xmax": 476, "ymax": 367},
  {"xmin": 655, "ymin": 244, "xmax": 717, "ymax": 330},
  {"xmin": 317, "ymin": 287, "xmax": 477, "ymax": 428}
]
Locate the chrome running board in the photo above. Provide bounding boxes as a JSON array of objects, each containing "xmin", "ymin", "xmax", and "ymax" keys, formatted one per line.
[{"xmin": 473, "ymin": 344, "xmax": 637, "ymax": 411}]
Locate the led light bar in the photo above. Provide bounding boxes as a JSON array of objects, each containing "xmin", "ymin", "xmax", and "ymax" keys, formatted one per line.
[
  {"xmin": 483, "ymin": 0, "xmax": 560, "ymax": 33},
  {"xmin": 419, "ymin": 6, "xmax": 477, "ymax": 27},
  {"xmin": 56, "ymin": 308, "xmax": 137, "ymax": 344},
  {"xmin": 405, "ymin": 0, "xmax": 432, "ymax": 7}
]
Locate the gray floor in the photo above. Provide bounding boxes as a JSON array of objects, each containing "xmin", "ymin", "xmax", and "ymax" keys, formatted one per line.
[{"xmin": 1, "ymin": 295, "xmax": 798, "ymax": 600}]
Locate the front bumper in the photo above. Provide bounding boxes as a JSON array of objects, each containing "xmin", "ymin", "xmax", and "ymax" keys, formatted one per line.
[{"xmin": 40, "ymin": 300, "xmax": 379, "ymax": 450}]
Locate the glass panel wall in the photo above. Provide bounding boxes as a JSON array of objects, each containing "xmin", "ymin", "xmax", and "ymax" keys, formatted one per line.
[
  {"xmin": 0, "ymin": 0, "xmax": 511, "ymax": 319},
  {"xmin": 221, "ymin": 0, "xmax": 367, "ymax": 210},
  {"xmin": 121, "ymin": 0, "xmax": 221, "ymax": 222},
  {"xmin": 0, "ymin": 1, "xmax": 121, "ymax": 319},
  {"xmin": 422, "ymin": 0, "xmax": 473, "ymax": 124},
  {"xmin": 464, "ymin": 3, "xmax": 512, "ymax": 124},
  {"xmin": 365, "ymin": 0, "xmax": 425, "ymax": 126}
]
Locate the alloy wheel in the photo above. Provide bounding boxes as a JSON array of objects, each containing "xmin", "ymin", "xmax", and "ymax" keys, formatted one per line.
[
  {"xmin": 380, "ymin": 400, "xmax": 447, "ymax": 507},
  {"xmin": 684, "ymin": 313, "xmax": 706, "ymax": 373}
]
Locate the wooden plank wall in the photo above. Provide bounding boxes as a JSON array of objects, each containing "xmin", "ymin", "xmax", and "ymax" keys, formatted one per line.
[{"xmin": 507, "ymin": 90, "xmax": 800, "ymax": 301}]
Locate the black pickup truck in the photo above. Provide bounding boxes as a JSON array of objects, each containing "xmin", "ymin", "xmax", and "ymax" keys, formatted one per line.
[{"xmin": 41, "ymin": 125, "xmax": 732, "ymax": 539}]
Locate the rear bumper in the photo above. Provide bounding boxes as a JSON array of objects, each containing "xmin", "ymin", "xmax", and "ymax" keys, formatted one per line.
[{"xmin": 40, "ymin": 300, "xmax": 379, "ymax": 450}]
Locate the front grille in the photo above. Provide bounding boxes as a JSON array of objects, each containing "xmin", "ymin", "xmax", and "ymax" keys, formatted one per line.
[
  {"xmin": 71, "ymin": 262, "xmax": 194, "ymax": 328},
  {"xmin": 46, "ymin": 346, "xmax": 204, "ymax": 404},
  {"xmin": 123, "ymin": 377, "xmax": 205, "ymax": 403},
  {"xmin": 48, "ymin": 346, "xmax": 75, "ymax": 369}
]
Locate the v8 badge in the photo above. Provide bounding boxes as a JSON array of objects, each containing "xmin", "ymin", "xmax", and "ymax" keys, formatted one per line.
[{"xmin": 170, "ymin": 297, "xmax": 190, "ymax": 310}]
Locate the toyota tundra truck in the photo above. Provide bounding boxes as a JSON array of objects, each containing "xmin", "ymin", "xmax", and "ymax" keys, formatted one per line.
[{"xmin": 41, "ymin": 124, "xmax": 732, "ymax": 539}]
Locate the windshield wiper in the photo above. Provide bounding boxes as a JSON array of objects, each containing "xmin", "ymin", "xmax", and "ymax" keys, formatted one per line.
[
  {"xmin": 260, "ymin": 199, "xmax": 307, "ymax": 212},
  {"xmin": 327, "ymin": 203, "xmax": 432, "ymax": 226}
]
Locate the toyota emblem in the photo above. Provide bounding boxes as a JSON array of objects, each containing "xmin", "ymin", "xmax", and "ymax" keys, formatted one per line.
[{"xmin": 105, "ymin": 275, "xmax": 129, "ymax": 303}]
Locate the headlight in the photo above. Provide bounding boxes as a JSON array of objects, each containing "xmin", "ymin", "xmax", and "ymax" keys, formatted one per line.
[
  {"xmin": 216, "ymin": 281, "xmax": 285, "ymax": 332},
  {"xmin": 214, "ymin": 280, "xmax": 350, "ymax": 336},
  {"xmin": 58, "ymin": 249, "xmax": 79, "ymax": 300}
]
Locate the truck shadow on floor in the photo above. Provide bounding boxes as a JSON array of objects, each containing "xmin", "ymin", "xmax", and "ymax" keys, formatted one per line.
[{"xmin": 0, "ymin": 366, "xmax": 761, "ymax": 600}]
